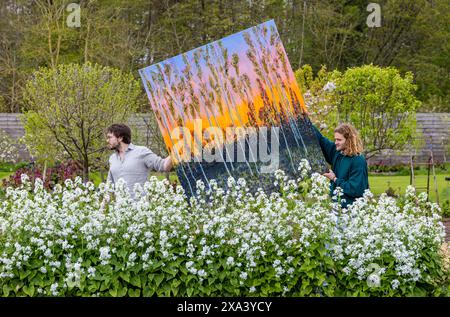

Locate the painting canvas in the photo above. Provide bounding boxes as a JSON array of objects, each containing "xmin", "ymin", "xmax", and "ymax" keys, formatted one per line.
[{"xmin": 139, "ymin": 20, "xmax": 327, "ymax": 197}]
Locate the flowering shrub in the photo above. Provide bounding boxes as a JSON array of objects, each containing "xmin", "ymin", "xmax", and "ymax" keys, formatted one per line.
[
  {"xmin": 1, "ymin": 160, "xmax": 82, "ymax": 190},
  {"xmin": 0, "ymin": 130, "xmax": 19, "ymax": 163},
  {"xmin": 0, "ymin": 160, "xmax": 448, "ymax": 297}
]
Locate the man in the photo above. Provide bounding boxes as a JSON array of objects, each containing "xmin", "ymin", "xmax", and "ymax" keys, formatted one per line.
[
  {"xmin": 106, "ymin": 123, "xmax": 173, "ymax": 197},
  {"xmin": 312, "ymin": 123, "xmax": 369, "ymax": 208}
]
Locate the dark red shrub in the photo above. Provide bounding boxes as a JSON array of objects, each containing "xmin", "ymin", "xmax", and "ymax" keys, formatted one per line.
[{"xmin": 2, "ymin": 160, "xmax": 83, "ymax": 190}]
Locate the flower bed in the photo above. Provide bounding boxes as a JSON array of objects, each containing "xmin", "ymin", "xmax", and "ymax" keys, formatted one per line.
[{"xmin": 0, "ymin": 161, "xmax": 448, "ymax": 297}]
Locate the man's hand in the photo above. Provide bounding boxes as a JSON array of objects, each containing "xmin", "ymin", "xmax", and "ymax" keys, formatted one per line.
[
  {"xmin": 323, "ymin": 169, "xmax": 337, "ymax": 182},
  {"xmin": 163, "ymin": 155, "xmax": 173, "ymax": 172}
]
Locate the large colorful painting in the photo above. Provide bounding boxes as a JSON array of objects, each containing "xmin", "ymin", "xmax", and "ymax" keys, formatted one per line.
[{"xmin": 139, "ymin": 20, "xmax": 327, "ymax": 197}]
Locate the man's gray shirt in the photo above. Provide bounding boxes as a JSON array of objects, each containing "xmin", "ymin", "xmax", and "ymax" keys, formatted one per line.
[{"xmin": 107, "ymin": 143, "xmax": 166, "ymax": 196}]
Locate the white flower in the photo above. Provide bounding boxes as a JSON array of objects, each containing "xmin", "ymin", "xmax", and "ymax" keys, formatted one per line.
[
  {"xmin": 20, "ymin": 174, "xmax": 30, "ymax": 184},
  {"xmin": 50, "ymin": 283, "xmax": 58, "ymax": 296},
  {"xmin": 323, "ymin": 81, "xmax": 336, "ymax": 92},
  {"xmin": 391, "ymin": 279, "xmax": 400, "ymax": 289},
  {"xmin": 128, "ymin": 252, "xmax": 137, "ymax": 262},
  {"xmin": 297, "ymin": 159, "xmax": 311, "ymax": 178},
  {"xmin": 99, "ymin": 246, "xmax": 111, "ymax": 261},
  {"xmin": 87, "ymin": 267, "xmax": 96, "ymax": 277}
]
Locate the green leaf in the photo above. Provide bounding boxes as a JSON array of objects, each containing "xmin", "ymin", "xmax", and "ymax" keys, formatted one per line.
[
  {"xmin": 143, "ymin": 286, "xmax": 155, "ymax": 297},
  {"xmin": 208, "ymin": 277, "xmax": 217, "ymax": 286},
  {"xmin": 119, "ymin": 271, "xmax": 130, "ymax": 283},
  {"xmin": 301, "ymin": 279, "xmax": 310, "ymax": 290},
  {"xmin": 87, "ymin": 281, "xmax": 100, "ymax": 293},
  {"xmin": 100, "ymin": 281, "xmax": 110, "ymax": 291},
  {"xmin": 154, "ymin": 274, "xmax": 164, "ymax": 287},
  {"xmin": 219, "ymin": 271, "xmax": 227, "ymax": 281},
  {"xmin": 185, "ymin": 275, "xmax": 196, "ymax": 285},
  {"xmin": 128, "ymin": 288, "xmax": 140, "ymax": 297},
  {"xmin": 66, "ymin": 280, "xmax": 77, "ymax": 289},
  {"xmin": 186, "ymin": 288, "xmax": 194, "ymax": 297},
  {"xmin": 3, "ymin": 284, "xmax": 11, "ymax": 297},
  {"xmin": 117, "ymin": 249, "xmax": 127, "ymax": 259},
  {"xmin": 109, "ymin": 287, "xmax": 118, "ymax": 297},
  {"xmin": 22, "ymin": 285, "xmax": 35, "ymax": 297},
  {"xmin": 162, "ymin": 265, "xmax": 177, "ymax": 276},
  {"xmin": 130, "ymin": 275, "xmax": 141, "ymax": 288},
  {"xmin": 118, "ymin": 286, "xmax": 128, "ymax": 297},
  {"xmin": 19, "ymin": 270, "xmax": 31, "ymax": 280}
]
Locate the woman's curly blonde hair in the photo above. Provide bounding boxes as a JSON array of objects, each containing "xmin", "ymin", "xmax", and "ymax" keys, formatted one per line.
[{"xmin": 334, "ymin": 123, "xmax": 364, "ymax": 156}]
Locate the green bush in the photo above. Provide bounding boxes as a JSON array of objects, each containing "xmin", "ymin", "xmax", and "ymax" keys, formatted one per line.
[{"xmin": 0, "ymin": 163, "xmax": 448, "ymax": 297}]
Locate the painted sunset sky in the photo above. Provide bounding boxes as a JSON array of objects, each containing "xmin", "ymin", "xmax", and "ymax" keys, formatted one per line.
[{"xmin": 139, "ymin": 20, "xmax": 307, "ymax": 158}]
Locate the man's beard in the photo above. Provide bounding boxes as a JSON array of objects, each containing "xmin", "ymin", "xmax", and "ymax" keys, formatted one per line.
[{"xmin": 109, "ymin": 143, "xmax": 119, "ymax": 151}]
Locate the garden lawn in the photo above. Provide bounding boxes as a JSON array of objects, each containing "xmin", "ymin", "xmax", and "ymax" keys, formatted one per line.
[
  {"xmin": 0, "ymin": 172, "xmax": 12, "ymax": 181},
  {"xmin": 369, "ymin": 174, "xmax": 449, "ymax": 203}
]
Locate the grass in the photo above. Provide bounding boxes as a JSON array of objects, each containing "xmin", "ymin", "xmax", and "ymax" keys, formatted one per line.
[
  {"xmin": 369, "ymin": 174, "xmax": 449, "ymax": 203},
  {"xmin": 0, "ymin": 172, "xmax": 12, "ymax": 181}
]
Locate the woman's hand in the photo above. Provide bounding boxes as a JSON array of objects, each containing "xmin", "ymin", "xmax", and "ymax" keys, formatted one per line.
[{"xmin": 323, "ymin": 169, "xmax": 337, "ymax": 182}]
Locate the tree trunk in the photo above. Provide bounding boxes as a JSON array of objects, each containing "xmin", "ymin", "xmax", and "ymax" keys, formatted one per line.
[
  {"xmin": 43, "ymin": 161, "xmax": 47, "ymax": 183},
  {"xmin": 83, "ymin": 156, "xmax": 89, "ymax": 183}
]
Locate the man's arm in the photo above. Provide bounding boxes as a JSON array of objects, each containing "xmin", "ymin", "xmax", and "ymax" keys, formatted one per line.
[
  {"xmin": 142, "ymin": 147, "xmax": 173, "ymax": 172},
  {"xmin": 311, "ymin": 124, "xmax": 337, "ymax": 164},
  {"xmin": 107, "ymin": 157, "xmax": 115, "ymax": 183},
  {"xmin": 334, "ymin": 158, "xmax": 368, "ymax": 198}
]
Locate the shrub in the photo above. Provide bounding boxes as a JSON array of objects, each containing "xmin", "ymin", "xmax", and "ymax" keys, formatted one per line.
[
  {"xmin": 442, "ymin": 200, "xmax": 450, "ymax": 218},
  {"xmin": 22, "ymin": 62, "xmax": 141, "ymax": 181},
  {"xmin": 0, "ymin": 130, "xmax": 19, "ymax": 164},
  {"xmin": 1, "ymin": 160, "xmax": 82, "ymax": 190},
  {"xmin": 295, "ymin": 65, "xmax": 422, "ymax": 160},
  {"xmin": 0, "ymin": 161, "xmax": 448, "ymax": 297}
]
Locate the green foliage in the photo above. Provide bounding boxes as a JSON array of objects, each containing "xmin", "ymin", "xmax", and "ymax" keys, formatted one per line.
[
  {"xmin": 297, "ymin": 64, "xmax": 422, "ymax": 159},
  {"xmin": 294, "ymin": 65, "xmax": 341, "ymax": 137},
  {"xmin": 21, "ymin": 112, "xmax": 65, "ymax": 167},
  {"xmin": 0, "ymin": 168, "xmax": 448, "ymax": 297},
  {"xmin": 1, "ymin": 0, "xmax": 448, "ymax": 113},
  {"xmin": 22, "ymin": 62, "xmax": 141, "ymax": 180},
  {"xmin": 333, "ymin": 65, "xmax": 421, "ymax": 159},
  {"xmin": 442, "ymin": 200, "xmax": 450, "ymax": 218}
]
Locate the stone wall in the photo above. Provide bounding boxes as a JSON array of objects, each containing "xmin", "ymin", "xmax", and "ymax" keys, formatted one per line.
[
  {"xmin": 367, "ymin": 113, "xmax": 450, "ymax": 165},
  {"xmin": 1, "ymin": 112, "xmax": 449, "ymax": 165}
]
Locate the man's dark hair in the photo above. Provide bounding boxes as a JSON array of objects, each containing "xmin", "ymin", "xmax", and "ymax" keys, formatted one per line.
[{"xmin": 107, "ymin": 124, "xmax": 132, "ymax": 144}]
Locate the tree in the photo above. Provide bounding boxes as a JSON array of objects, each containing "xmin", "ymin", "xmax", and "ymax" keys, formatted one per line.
[
  {"xmin": 298, "ymin": 64, "xmax": 422, "ymax": 159},
  {"xmin": 22, "ymin": 62, "xmax": 141, "ymax": 181},
  {"xmin": 0, "ymin": 0, "xmax": 448, "ymax": 114}
]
